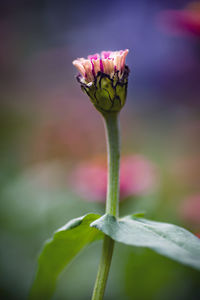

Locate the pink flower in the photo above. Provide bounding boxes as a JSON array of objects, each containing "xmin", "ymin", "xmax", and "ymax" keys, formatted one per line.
[
  {"xmin": 179, "ymin": 194, "xmax": 200, "ymax": 226},
  {"xmin": 72, "ymin": 49, "xmax": 129, "ymax": 83},
  {"xmin": 69, "ymin": 155, "xmax": 158, "ymax": 202},
  {"xmin": 158, "ymin": 2, "xmax": 200, "ymax": 37}
]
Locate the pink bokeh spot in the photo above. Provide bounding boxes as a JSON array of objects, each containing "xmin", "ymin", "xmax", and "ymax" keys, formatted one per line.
[
  {"xmin": 120, "ymin": 156, "xmax": 158, "ymax": 198},
  {"xmin": 69, "ymin": 155, "xmax": 159, "ymax": 203},
  {"xmin": 158, "ymin": 2, "xmax": 200, "ymax": 37},
  {"xmin": 69, "ymin": 161, "xmax": 107, "ymax": 202},
  {"xmin": 179, "ymin": 194, "xmax": 200, "ymax": 226}
]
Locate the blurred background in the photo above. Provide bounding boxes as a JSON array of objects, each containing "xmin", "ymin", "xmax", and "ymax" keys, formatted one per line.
[{"xmin": 0, "ymin": 0, "xmax": 200, "ymax": 299}]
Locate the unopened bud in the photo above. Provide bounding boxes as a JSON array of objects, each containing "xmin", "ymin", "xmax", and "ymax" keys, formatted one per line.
[{"xmin": 73, "ymin": 50, "xmax": 130, "ymax": 114}]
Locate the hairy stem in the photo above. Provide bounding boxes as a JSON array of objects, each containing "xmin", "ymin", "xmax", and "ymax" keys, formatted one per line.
[{"xmin": 91, "ymin": 112, "xmax": 120, "ymax": 300}]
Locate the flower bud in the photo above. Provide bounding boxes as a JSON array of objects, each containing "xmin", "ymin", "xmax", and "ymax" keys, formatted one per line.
[{"xmin": 73, "ymin": 50, "xmax": 130, "ymax": 113}]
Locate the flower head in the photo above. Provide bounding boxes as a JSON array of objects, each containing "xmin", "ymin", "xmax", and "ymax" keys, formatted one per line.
[
  {"xmin": 73, "ymin": 50, "xmax": 130, "ymax": 113},
  {"xmin": 73, "ymin": 49, "xmax": 129, "ymax": 83}
]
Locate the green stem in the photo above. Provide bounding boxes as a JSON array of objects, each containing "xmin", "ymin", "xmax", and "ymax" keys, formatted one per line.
[
  {"xmin": 91, "ymin": 112, "xmax": 120, "ymax": 300},
  {"xmin": 91, "ymin": 235, "xmax": 114, "ymax": 300},
  {"xmin": 104, "ymin": 113, "xmax": 120, "ymax": 217}
]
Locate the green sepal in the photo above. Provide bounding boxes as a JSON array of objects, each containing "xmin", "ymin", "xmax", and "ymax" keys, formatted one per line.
[{"xmin": 77, "ymin": 66, "xmax": 129, "ymax": 113}]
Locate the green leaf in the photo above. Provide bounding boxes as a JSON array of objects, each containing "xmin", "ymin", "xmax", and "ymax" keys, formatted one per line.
[
  {"xmin": 29, "ymin": 213, "xmax": 102, "ymax": 300},
  {"xmin": 91, "ymin": 214, "xmax": 200, "ymax": 271}
]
